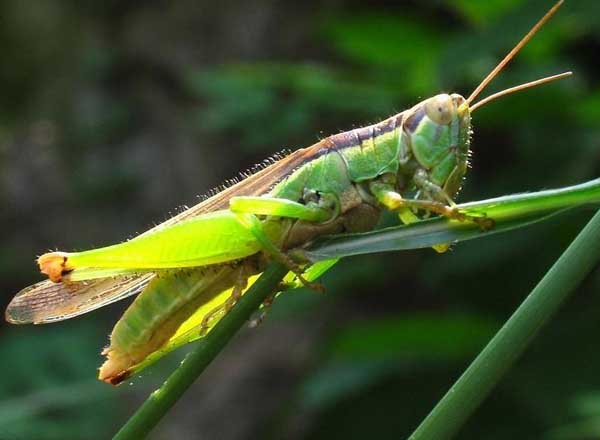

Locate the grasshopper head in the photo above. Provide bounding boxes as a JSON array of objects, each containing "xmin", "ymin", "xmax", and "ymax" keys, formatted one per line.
[{"xmin": 403, "ymin": 93, "xmax": 471, "ymax": 199}]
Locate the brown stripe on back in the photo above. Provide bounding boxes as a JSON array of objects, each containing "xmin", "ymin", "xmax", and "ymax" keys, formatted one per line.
[
  {"xmin": 324, "ymin": 111, "xmax": 405, "ymax": 152},
  {"xmin": 404, "ymin": 107, "xmax": 425, "ymax": 133}
]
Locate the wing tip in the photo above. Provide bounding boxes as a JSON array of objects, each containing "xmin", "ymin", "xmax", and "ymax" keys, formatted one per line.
[{"xmin": 5, "ymin": 303, "xmax": 34, "ymax": 324}]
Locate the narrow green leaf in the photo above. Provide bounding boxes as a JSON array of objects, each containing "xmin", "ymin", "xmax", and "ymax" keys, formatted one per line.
[{"xmin": 299, "ymin": 178, "xmax": 600, "ymax": 261}]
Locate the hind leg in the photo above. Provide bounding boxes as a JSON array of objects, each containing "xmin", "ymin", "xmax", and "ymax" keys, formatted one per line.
[{"xmin": 198, "ymin": 265, "xmax": 250, "ymax": 337}]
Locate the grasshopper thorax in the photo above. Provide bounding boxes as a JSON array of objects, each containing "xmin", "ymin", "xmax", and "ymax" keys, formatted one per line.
[{"xmin": 402, "ymin": 93, "xmax": 471, "ymax": 200}]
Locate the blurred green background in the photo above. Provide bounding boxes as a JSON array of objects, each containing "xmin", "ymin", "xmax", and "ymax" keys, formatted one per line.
[{"xmin": 1, "ymin": 0, "xmax": 600, "ymax": 439}]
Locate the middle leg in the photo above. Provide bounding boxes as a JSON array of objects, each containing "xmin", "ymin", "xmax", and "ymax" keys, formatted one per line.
[{"xmin": 229, "ymin": 195, "xmax": 336, "ymax": 291}]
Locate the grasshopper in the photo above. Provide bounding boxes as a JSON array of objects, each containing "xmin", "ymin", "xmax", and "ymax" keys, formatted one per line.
[{"xmin": 5, "ymin": 1, "xmax": 570, "ymax": 385}]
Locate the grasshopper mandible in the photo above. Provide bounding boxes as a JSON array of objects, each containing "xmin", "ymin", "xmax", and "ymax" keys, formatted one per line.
[{"xmin": 5, "ymin": 1, "xmax": 570, "ymax": 384}]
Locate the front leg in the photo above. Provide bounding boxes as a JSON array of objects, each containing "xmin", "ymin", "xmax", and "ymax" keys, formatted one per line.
[
  {"xmin": 369, "ymin": 179, "xmax": 494, "ymax": 230},
  {"xmin": 413, "ymin": 169, "xmax": 455, "ymax": 205},
  {"xmin": 413, "ymin": 169, "xmax": 494, "ymax": 230}
]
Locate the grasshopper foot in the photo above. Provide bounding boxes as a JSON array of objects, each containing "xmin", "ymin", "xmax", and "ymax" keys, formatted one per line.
[
  {"xmin": 455, "ymin": 209, "xmax": 495, "ymax": 231},
  {"xmin": 249, "ymin": 292, "xmax": 277, "ymax": 328},
  {"xmin": 473, "ymin": 215, "xmax": 495, "ymax": 231}
]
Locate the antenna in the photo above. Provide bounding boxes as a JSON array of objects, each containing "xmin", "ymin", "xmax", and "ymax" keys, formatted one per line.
[
  {"xmin": 466, "ymin": 0, "xmax": 564, "ymax": 106},
  {"xmin": 470, "ymin": 71, "xmax": 572, "ymax": 112}
]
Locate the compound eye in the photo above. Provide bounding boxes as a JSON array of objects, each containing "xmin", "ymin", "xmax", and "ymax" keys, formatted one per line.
[{"xmin": 424, "ymin": 94, "xmax": 455, "ymax": 125}]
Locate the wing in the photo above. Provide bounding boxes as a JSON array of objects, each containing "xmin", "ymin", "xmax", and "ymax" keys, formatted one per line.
[
  {"xmin": 6, "ymin": 274, "xmax": 153, "ymax": 324},
  {"xmin": 7, "ymin": 141, "xmax": 330, "ymax": 324}
]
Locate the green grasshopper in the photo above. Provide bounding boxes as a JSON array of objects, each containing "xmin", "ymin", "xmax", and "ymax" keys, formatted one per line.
[{"xmin": 5, "ymin": 1, "xmax": 570, "ymax": 385}]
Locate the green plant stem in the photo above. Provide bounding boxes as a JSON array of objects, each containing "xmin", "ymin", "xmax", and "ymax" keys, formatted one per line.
[
  {"xmin": 409, "ymin": 209, "xmax": 600, "ymax": 440},
  {"xmin": 113, "ymin": 262, "xmax": 288, "ymax": 440}
]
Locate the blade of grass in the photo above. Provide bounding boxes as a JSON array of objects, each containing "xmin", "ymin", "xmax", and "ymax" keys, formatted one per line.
[
  {"xmin": 298, "ymin": 178, "xmax": 600, "ymax": 261},
  {"xmin": 408, "ymin": 208, "xmax": 600, "ymax": 440},
  {"xmin": 112, "ymin": 262, "xmax": 288, "ymax": 440}
]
